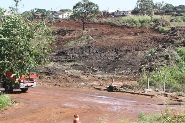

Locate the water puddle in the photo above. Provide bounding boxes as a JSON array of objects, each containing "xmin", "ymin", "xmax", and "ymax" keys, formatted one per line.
[
  {"xmin": 60, "ymin": 92, "xmax": 165, "ymax": 113},
  {"xmin": 63, "ymin": 103, "xmax": 89, "ymax": 109}
]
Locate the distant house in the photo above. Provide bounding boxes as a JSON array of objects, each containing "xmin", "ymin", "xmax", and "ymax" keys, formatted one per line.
[
  {"xmin": 124, "ymin": 11, "xmax": 132, "ymax": 16},
  {"xmin": 113, "ymin": 10, "xmax": 131, "ymax": 17},
  {"xmin": 102, "ymin": 10, "xmax": 131, "ymax": 17},
  {"xmin": 4, "ymin": 13, "xmax": 11, "ymax": 17},
  {"xmin": 102, "ymin": 10, "xmax": 116, "ymax": 17},
  {"xmin": 49, "ymin": 11, "xmax": 72, "ymax": 19}
]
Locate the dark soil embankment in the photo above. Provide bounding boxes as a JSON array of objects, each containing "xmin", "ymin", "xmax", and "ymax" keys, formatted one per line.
[{"xmin": 39, "ymin": 19, "xmax": 185, "ymax": 86}]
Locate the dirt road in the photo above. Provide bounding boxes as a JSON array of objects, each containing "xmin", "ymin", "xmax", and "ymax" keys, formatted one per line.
[{"xmin": 0, "ymin": 85, "xmax": 183, "ymax": 123}]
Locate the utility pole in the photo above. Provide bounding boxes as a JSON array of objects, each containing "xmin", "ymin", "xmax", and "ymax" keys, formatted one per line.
[{"xmin": 163, "ymin": 75, "xmax": 166, "ymax": 92}]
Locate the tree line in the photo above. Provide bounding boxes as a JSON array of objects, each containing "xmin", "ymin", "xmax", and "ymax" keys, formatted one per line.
[{"xmin": 133, "ymin": 0, "xmax": 185, "ymax": 16}]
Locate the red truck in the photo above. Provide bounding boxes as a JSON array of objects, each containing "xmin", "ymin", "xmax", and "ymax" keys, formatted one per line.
[{"xmin": 0, "ymin": 71, "xmax": 36, "ymax": 93}]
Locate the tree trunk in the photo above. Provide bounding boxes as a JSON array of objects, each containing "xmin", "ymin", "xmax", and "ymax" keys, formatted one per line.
[
  {"xmin": 81, "ymin": 18, "xmax": 85, "ymax": 30},
  {"xmin": 82, "ymin": 21, "xmax": 85, "ymax": 30}
]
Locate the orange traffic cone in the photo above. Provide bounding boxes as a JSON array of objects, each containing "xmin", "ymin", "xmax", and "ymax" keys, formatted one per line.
[{"xmin": 73, "ymin": 114, "xmax": 79, "ymax": 123}]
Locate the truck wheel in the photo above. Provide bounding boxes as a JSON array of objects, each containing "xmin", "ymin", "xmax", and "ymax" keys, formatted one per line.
[
  {"xmin": 5, "ymin": 84, "xmax": 13, "ymax": 93},
  {"xmin": 21, "ymin": 88, "xmax": 28, "ymax": 93}
]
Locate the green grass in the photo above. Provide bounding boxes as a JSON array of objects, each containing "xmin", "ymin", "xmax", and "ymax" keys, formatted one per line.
[
  {"xmin": 138, "ymin": 112, "xmax": 163, "ymax": 123},
  {"xmin": 65, "ymin": 35, "xmax": 94, "ymax": 47},
  {"xmin": 65, "ymin": 40, "xmax": 75, "ymax": 47},
  {"xmin": 105, "ymin": 15, "xmax": 155, "ymax": 27},
  {"xmin": 171, "ymin": 22, "xmax": 185, "ymax": 27},
  {"xmin": 138, "ymin": 109, "xmax": 185, "ymax": 123},
  {"xmin": 102, "ymin": 15, "xmax": 185, "ymax": 28},
  {"xmin": 156, "ymin": 26, "xmax": 171, "ymax": 33},
  {"xmin": 0, "ymin": 94, "xmax": 12, "ymax": 110}
]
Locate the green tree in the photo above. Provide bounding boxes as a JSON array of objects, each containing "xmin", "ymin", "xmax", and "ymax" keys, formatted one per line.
[
  {"xmin": 131, "ymin": 8, "xmax": 139, "ymax": 15},
  {"xmin": 31, "ymin": 8, "xmax": 51, "ymax": 20},
  {"xmin": 21, "ymin": 11, "xmax": 34, "ymax": 20},
  {"xmin": 162, "ymin": 3, "xmax": 174, "ymax": 12},
  {"xmin": 0, "ymin": 8, "xmax": 5, "ymax": 18},
  {"xmin": 59, "ymin": 9, "xmax": 72, "ymax": 12},
  {"xmin": 174, "ymin": 5, "xmax": 185, "ymax": 11},
  {"xmin": 154, "ymin": 1, "xmax": 166, "ymax": 14},
  {"xmin": 135, "ymin": 0, "xmax": 154, "ymax": 17},
  {"xmin": 72, "ymin": 0, "xmax": 99, "ymax": 30},
  {"xmin": 34, "ymin": 8, "xmax": 47, "ymax": 14},
  {"xmin": 0, "ymin": 11, "xmax": 54, "ymax": 78}
]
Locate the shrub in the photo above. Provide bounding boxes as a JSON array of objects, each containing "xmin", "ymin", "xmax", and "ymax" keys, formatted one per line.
[
  {"xmin": 138, "ymin": 109, "xmax": 185, "ymax": 123},
  {"xmin": 170, "ymin": 17, "xmax": 183, "ymax": 22},
  {"xmin": 138, "ymin": 112, "xmax": 163, "ymax": 123},
  {"xmin": 179, "ymin": 13, "xmax": 184, "ymax": 16},
  {"xmin": 181, "ymin": 16, "xmax": 185, "ymax": 22},
  {"xmin": 157, "ymin": 26, "xmax": 171, "ymax": 33},
  {"xmin": 177, "ymin": 47, "xmax": 185, "ymax": 61},
  {"xmin": 140, "ymin": 47, "xmax": 185, "ymax": 92},
  {"xmin": 0, "ymin": 94, "xmax": 12, "ymax": 110}
]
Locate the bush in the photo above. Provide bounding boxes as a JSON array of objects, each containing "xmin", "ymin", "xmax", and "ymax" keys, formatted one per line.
[
  {"xmin": 170, "ymin": 18, "xmax": 183, "ymax": 22},
  {"xmin": 179, "ymin": 13, "xmax": 184, "ymax": 16},
  {"xmin": 181, "ymin": 16, "xmax": 185, "ymax": 22},
  {"xmin": 157, "ymin": 26, "xmax": 171, "ymax": 33},
  {"xmin": 138, "ymin": 112, "xmax": 163, "ymax": 123},
  {"xmin": 140, "ymin": 47, "xmax": 185, "ymax": 92},
  {"xmin": 0, "ymin": 94, "xmax": 12, "ymax": 110},
  {"xmin": 138, "ymin": 109, "xmax": 185, "ymax": 123},
  {"xmin": 138, "ymin": 110, "xmax": 185, "ymax": 123}
]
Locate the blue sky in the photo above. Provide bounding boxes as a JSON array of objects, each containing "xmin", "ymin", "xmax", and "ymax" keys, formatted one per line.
[{"xmin": 1, "ymin": 0, "xmax": 185, "ymax": 12}]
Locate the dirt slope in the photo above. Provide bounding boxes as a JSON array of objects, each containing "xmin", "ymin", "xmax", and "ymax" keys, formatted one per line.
[{"xmin": 38, "ymin": 19, "xmax": 185, "ymax": 85}]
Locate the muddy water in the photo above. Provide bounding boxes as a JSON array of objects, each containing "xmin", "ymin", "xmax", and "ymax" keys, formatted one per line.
[
  {"xmin": 29, "ymin": 87, "xmax": 181, "ymax": 119},
  {"xmin": 62, "ymin": 92, "xmax": 164, "ymax": 114}
]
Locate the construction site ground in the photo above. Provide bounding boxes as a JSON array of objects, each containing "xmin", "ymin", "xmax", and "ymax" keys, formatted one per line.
[
  {"xmin": 1, "ymin": 18, "xmax": 185, "ymax": 122},
  {"xmin": 0, "ymin": 85, "xmax": 183, "ymax": 123}
]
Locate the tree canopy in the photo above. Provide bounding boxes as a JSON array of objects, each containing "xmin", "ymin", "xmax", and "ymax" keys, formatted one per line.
[
  {"xmin": 21, "ymin": 11, "xmax": 34, "ymax": 20},
  {"xmin": 174, "ymin": 5, "xmax": 185, "ymax": 11},
  {"xmin": 59, "ymin": 9, "xmax": 72, "ymax": 12},
  {"xmin": 72, "ymin": 0, "xmax": 99, "ymax": 30},
  {"xmin": 154, "ymin": 1, "xmax": 165, "ymax": 13},
  {"xmin": 0, "ymin": 9, "xmax": 54, "ymax": 77},
  {"xmin": 135, "ymin": 0, "xmax": 154, "ymax": 16},
  {"xmin": 162, "ymin": 3, "xmax": 174, "ymax": 12}
]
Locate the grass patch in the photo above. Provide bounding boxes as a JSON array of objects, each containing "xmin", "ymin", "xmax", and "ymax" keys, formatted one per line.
[
  {"xmin": 65, "ymin": 35, "xmax": 94, "ymax": 47},
  {"xmin": 101, "ymin": 15, "xmax": 185, "ymax": 28},
  {"xmin": 65, "ymin": 41, "xmax": 75, "ymax": 47},
  {"xmin": 105, "ymin": 16, "xmax": 155, "ymax": 27},
  {"xmin": 171, "ymin": 22, "xmax": 185, "ymax": 27},
  {"xmin": 0, "ymin": 94, "xmax": 12, "ymax": 110},
  {"xmin": 138, "ymin": 109, "xmax": 185, "ymax": 123},
  {"xmin": 156, "ymin": 26, "xmax": 171, "ymax": 33},
  {"xmin": 138, "ymin": 112, "xmax": 163, "ymax": 123}
]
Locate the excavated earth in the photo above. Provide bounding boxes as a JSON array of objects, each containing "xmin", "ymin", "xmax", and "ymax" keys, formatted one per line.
[{"xmin": 1, "ymin": 19, "xmax": 185, "ymax": 123}]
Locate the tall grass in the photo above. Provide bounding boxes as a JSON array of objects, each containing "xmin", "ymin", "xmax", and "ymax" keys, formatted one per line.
[
  {"xmin": 105, "ymin": 16, "xmax": 156, "ymax": 27},
  {"xmin": 171, "ymin": 22, "xmax": 185, "ymax": 27},
  {"xmin": 103, "ymin": 15, "xmax": 185, "ymax": 27},
  {"xmin": 138, "ymin": 108, "xmax": 185, "ymax": 123},
  {"xmin": 0, "ymin": 94, "xmax": 12, "ymax": 110}
]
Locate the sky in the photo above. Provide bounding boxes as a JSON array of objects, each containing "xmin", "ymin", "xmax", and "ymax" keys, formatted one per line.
[{"xmin": 0, "ymin": 0, "xmax": 185, "ymax": 13}]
